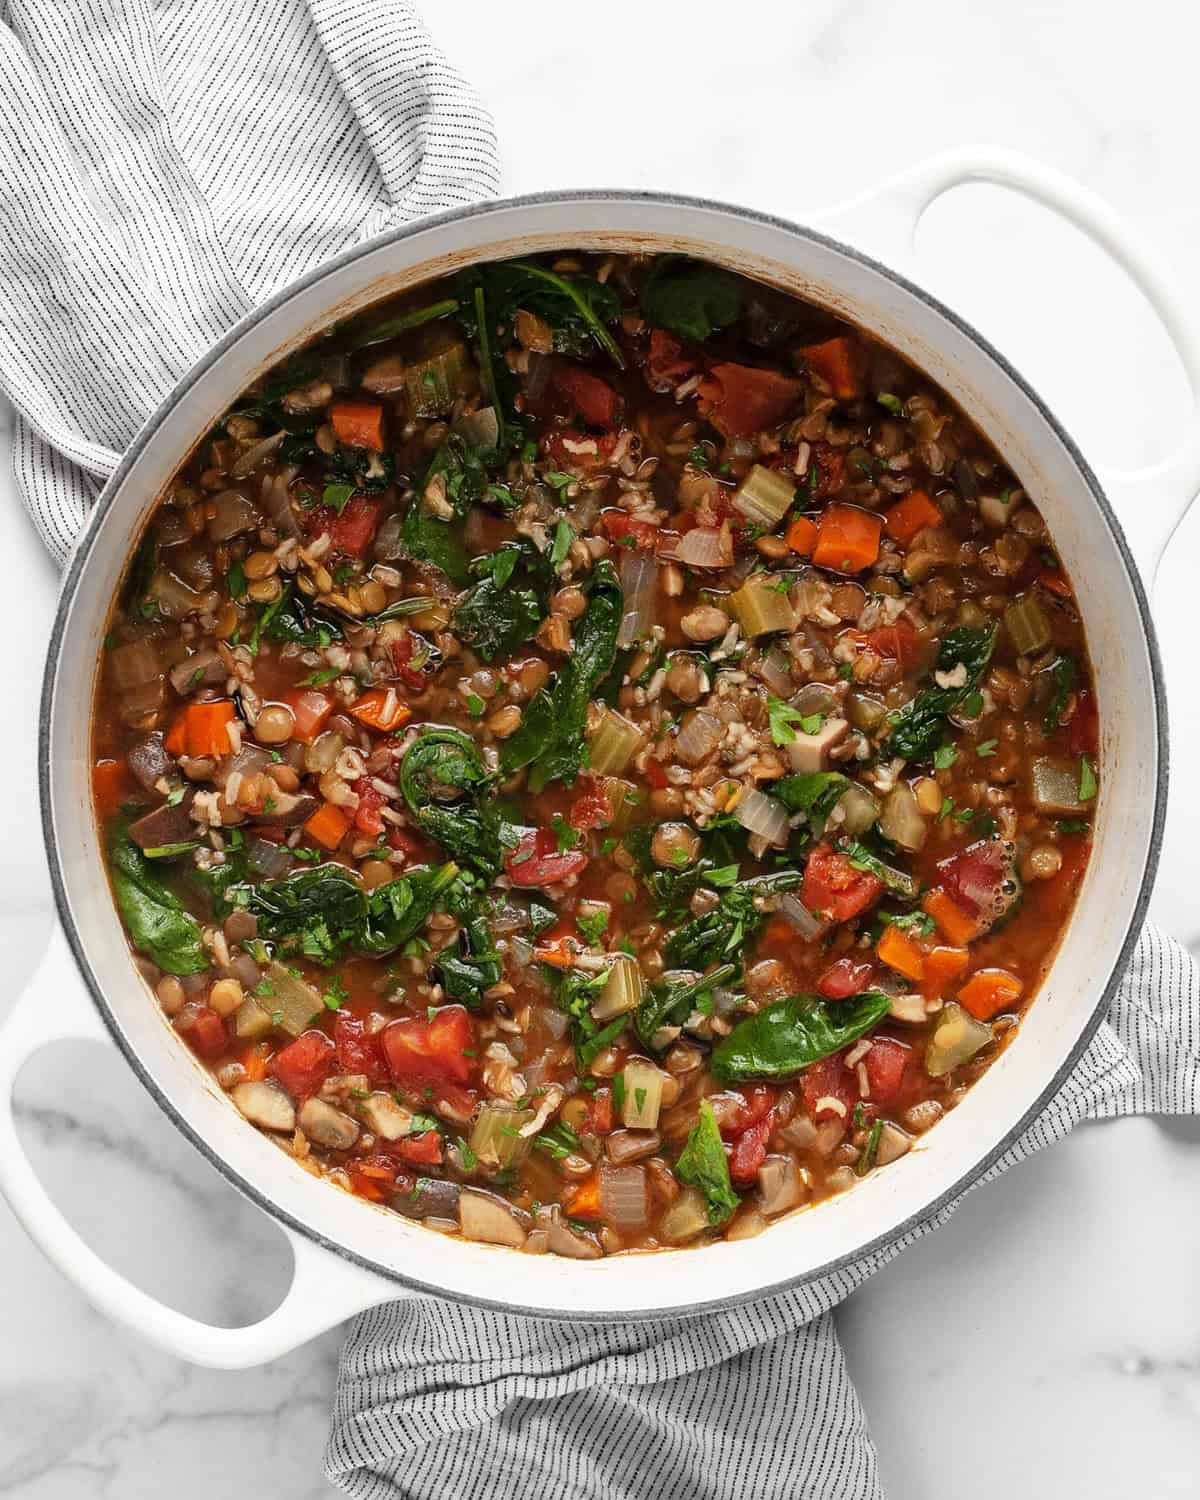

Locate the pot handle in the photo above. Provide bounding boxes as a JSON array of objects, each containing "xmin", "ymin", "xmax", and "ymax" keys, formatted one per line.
[
  {"xmin": 0, "ymin": 925, "xmax": 404, "ymax": 1369},
  {"xmin": 814, "ymin": 147, "xmax": 1200, "ymax": 581}
]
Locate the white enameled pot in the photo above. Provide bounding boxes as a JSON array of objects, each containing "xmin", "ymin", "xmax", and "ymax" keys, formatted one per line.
[{"xmin": 3, "ymin": 150, "xmax": 1199, "ymax": 1369}]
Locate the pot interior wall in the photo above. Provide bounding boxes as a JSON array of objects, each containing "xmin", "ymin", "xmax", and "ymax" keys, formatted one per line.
[{"xmin": 44, "ymin": 195, "xmax": 1160, "ymax": 1316}]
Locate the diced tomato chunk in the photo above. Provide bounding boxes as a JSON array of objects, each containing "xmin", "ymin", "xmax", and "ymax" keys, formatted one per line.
[
  {"xmin": 864, "ymin": 1038, "xmax": 913, "ymax": 1109},
  {"xmin": 504, "ymin": 827, "xmax": 589, "ymax": 887},
  {"xmin": 352, "ymin": 777, "xmax": 386, "ymax": 836},
  {"xmin": 801, "ymin": 1053, "xmax": 857, "ymax": 1122},
  {"xmin": 269, "ymin": 1029, "xmax": 335, "ymax": 1100},
  {"xmin": 600, "ymin": 509, "xmax": 660, "ymax": 549},
  {"xmin": 802, "ymin": 844, "xmax": 885, "ymax": 924},
  {"xmin": 333, "ymin": 1011, "xmax": 386, "ymax": 1087},
  {"xmin": 728, "ymin": 1109, "xmax": 775, "ymax": 1186},
  {"xmin": 858, "ymin": 616, "xmax": 920, "ymax": 671},
  {"xmin": 347, "ymin": 1156, "xmax": 402, "ymax": 1202},
  {"xmin": 554, "ymin": 365, "xmax": 621, "ymax": 427},
  {"xmin": 817, "ymin": 956, "xmax": 877, "ymax": 1000},
  {"xmin": 645, "ymin": 329, "xmax": 696, "ymax": 388},
  {"xmin": 543, "ymin": 428, "xmax": 617, "ymax": 470},
  {"xmin": 282, "ymin": 688, "xmax": 334, "ymax": 744},
  {"xmin": 387, "ymin": 631, "xmax": 433, "ymax": 693},
  {"xmin": 1069, "ymin": 689, "xmax": 1099, "ymax": 755},
  {"xmin": 381, "ymin": 1005, "xmax": 475, "ymax": 1086},
  {"xmin": 390, "ymin": 1130, "xmax": 443, "ymax": 1167},
  {"xmin": 935, "ymin": 839, "xmax": 1019, "ymax": 931},
  {"xmin": 568, "ymin": 780, "xmax": 611, "ymax": 832},
  {"xmin": 586, "ymin": 1087, "xmax": 614, "ymax": 1135},
  {"xmin": 185, "ymin": 1006, "xmax": 228, "ymax": 1062},
  {"xmin": 330, "ymin": 495, "xmax": 381, "ymax": 558},
  {"xmin": 385, "ymin": 825, "xmax": 435, "ymax": 865},
  {"xmin": 697, "ymin": 362, "xmax": 803, "ymax": 437}
]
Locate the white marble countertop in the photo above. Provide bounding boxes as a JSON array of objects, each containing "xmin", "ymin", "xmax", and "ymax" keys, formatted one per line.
[{"xmin": 3, "ymin": 1, "xmax": 1200, "ymax": 1495}]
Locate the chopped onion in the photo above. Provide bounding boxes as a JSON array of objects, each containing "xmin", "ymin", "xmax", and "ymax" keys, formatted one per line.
[
  {"xmin": 208, "ymin": 488, "xmax": 259, "ymax": 541},
  {"xmin": 599, "ymin": 1163, "xmax": 650, "ymax": 1232},
  {"xmin": 231, "ymin": 429, "xmax": 286, "ymax": 478},
  {"xmin": 146, "ymin": 567, "xmax": 218, "ymax": 620},
  {"xmin": 778, "ymin": 892, "xmax": 829, "ymax": 942},
  {"xmin": 666, "ymin": 522, "xmax": 733, "ymax": 569},
  {"xmin": 510, "ymin": 936, "xmax": 534, "ymax": 969},
  {"xmin": 373, "ymin": 510, "xmax": 404, "ymax": 560},
  {"xmin": 837, "ymin": 782, "xmax": 880, "ymax": 836},
  {"xmin": 674, "ymin": 708, "xmax": 722, "ymax": 767},
  {"xmin": 733, "ymin": 786, "xmax": 790, "ymax": 846},
  {"xmin": 617, "ymin": 550, "xmax": 658, "ymax": 647},
  {"xmin": 880, "ymin": 781, "xmax": 927, "ymax": 852},
  {"xmin": 754, "ymin": 646, "xmax": 794, "ymax": 698}
]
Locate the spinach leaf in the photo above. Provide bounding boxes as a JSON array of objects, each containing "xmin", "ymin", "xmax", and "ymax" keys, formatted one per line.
[
  {"xmin": 402, "ymin": 432, "xmax": 497, "ymax": 583},
  {"xmin": 499, "ymin": 559, "xmax": 622, "ymax": 792},
  {"xmin": 110, "ymin": 831, "xmax": 208, "ymax": 975},
  {"xmin": 460, "ymin": 260, "xmax": 624, "ymax": 368},
  {"xmin": 549, "ymin": 965, "xmax": 630, "ymax": 1070},
  {"xmin": 453, "ymin": 541, "xmax": 551, "ymax": 660},
  {"xmin": 642, "ymin": 257, "xmax": 743, "ymax": 343},
  {"xmin": 770, "ymin": 772, "xmax": 850, "ymax": 835},
  {"xmin": 229, "ymin": 861, "xmax": 459, "ymax": 963},
  {"xmin": 257, "ymin": 585, "xmax": 343, "ymax": 650},
  {"xmin": 398, "ymin": 728, "xmax": 502, "ymax": 876},
  {"xmin": 663, "ymin": 870, "xmax": 802, "ymax": 971},
  {"xmin": 886, "ymin": 625, "xmax": 997, "ymax": 762},
  {"xmin": 710, "ymin": 991, "xmax": 892, "ymax": 1083},
  {"xmin": 634, "ymin": 962, "xmax": 739, "ymax": 1049},
  {"xmin": 841, "ymin": 841, "xmax": 920, "ymax": 900},
  {"xmin": 435, "ymin": 877, "xmax": 503, "ymax": 1007},
  {"xmin": 1042, "ymin": 653, "xmax": 1076, "ymax": 734},
  {"xmin": 675, "ymin": 1099, "xmax": 739, "ymax": 1225}
]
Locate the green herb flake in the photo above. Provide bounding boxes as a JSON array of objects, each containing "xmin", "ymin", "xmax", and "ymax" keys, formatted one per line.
[
  {"xmin": 322, "ymin": 482, "xmax": 356, "ymax": 515},
  {"xmin": 976, "ymin": 739, "xmax": 998, "ymax": 758},
  {"xmin": 1078, "ymin": 756, "xmax": 1098, "ymax": 802},
  {"xmin": 933, "ymin": 744, "xmax": 958, "ymax": 770}
]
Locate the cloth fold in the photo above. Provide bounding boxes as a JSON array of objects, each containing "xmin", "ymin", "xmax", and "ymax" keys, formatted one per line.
[
  {"xmin": 0, "ymin": 0, "xmax": 499, "ymax": 560},
  {"xmin": 326, "ymin": 925, "xmax": 1200, "ymax": 1499},
  {"xmin": 3, "ymin": 10, "xmax": 1195, "ymax": 1496}
]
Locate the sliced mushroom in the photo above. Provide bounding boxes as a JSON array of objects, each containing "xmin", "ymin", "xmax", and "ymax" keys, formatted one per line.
[
  {"xmin": 756, "ymin": 1155, "xmax": 807, "ymax": 1218},
  {"xmin": 391, "ymin": 1177, "xmax": 462, "ymax": 1222},
  {"xmin": 785, "ymin": 716, "xmax": 849, "ymax": 773},
  {"xmin": 126, "ymin": 731, "xmax": 175, "ymax": 792},
  {"xmin": 168, "ymin": 650, "xmax": 224, "ymax": 697},
  {"xmin": 459, "ymin": 1188, "xmax": 530, "ymax": 1248},
  {"xmin": 605, "ymin": 1129, "xmax": 662, "ymax": 1165},
  {"xmin": 232, "ymin": 1080, "xmax": 296, "ymax": 1133},
  {"xmin": 536, "ymin": 1204, "xmax": 604, "ymax": 1259},
  {"xmin": 358, "ymin": 1092, "xmax": 414, "ymax": 1141},
  {"xmin": 875, "ymin": 1122, "xmax": 912, "ymax": 1167},
  {"xmin": 361, "ymin": 353, "xmax": 407, "ymax": 395},
  {"xmin": 298, "ymin": 1097, "xmax": 360, "ymax": 1151},
  {"xmin": 250, "ymin": 789, "xmax": 321, "ymax": 827},
  {"xmin": 127, "ymin": 790, "xmax": 196, "ymax": 851}
]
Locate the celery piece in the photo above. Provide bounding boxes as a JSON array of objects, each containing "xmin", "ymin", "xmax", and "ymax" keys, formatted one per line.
[
  {"xmin": 733, "ymin": 464, "xmax": 796, "ymax": 528},
  {"xmin": 728, "ymin": 575, "xmax": 797, "ymax": 638},
  {"xmin": 587, "ymin": 707, "xmax": 646, "ymax": 775},
  {"xmin": 591, "ymin": 956, "xmax": 646, "ymax": 1022}
]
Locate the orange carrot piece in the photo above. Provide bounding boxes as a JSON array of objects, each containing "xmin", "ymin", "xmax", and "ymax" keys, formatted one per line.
[
  {"xmin": 958, "ymin": 967, "xmax": 1024, "ymax": 1021},
  {"xmin": 92, "ymin": 759, "xmax": 129, "ymax": 819},
  {"xmin": 770, "ymin": 916, "xmax": 803, "ymax": 946},
  {"xmin": 166, "ymin": 700, "xmax": 236, "ymax": 759},
  {"xmin": 330, "ymin": 399, "xmax": 384, "ymax": 451},
  {"xmin": 304, "ymin": 801, "xmax": 350, "ymax": 850},
  {"xmin": 922, "ymin": 888, "xmax": 979, "ymax": 946},
  {"xmin": 349, "ymin": 686, "xmax": 412, "ymax": 734},
  {"xmin": 1038, "ymin": 568, "xmax": 1073, "ymax": 598},
  {"xmin": 876, "ymin": 924, "xmax": 925, "ymax": 982},
  {"xmin": 920, "ymin": 944, "xmax": 970, "ymax": 1000},
  {"xmin": 811, "ymin": 504, "xmax": 882, "ymax": 574},
  {"xmin": 533, "ymin": 947, "xmax": 576, "ymax": 971},
  {"xmin": 240, "ymin": 1045, "xmax": 269, "ymax": 1083},
  {"xmin": 282, "ymin": 688, "xmax": 334, "ymax": 744},
  {"xmin": 801, "ymin": 337, "xmax": 864, "ymax": 399},
  {"xmin": 785, "ymin": 515, "xmax": 818, "ymax": 556},
  {"xmin": 566, "ymin": 1173, "xmax": 602, "ymax": 1218},
  {"xmin": 883, "ymin": 489, "xmax": 941, "ymax": 545}
]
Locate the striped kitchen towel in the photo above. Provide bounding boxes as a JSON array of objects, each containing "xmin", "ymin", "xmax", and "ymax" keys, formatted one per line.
[
  {"xmin": 3, "ymin": 8, "xmax": 1196, "ymax": 1498},
  {"xmin": 325, "ymin": 924, "xmax": 1200, "ymax": 1499},
  {"xmin": 0, "ymin": 0, "xmax": 499, "ymax": 562}
]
